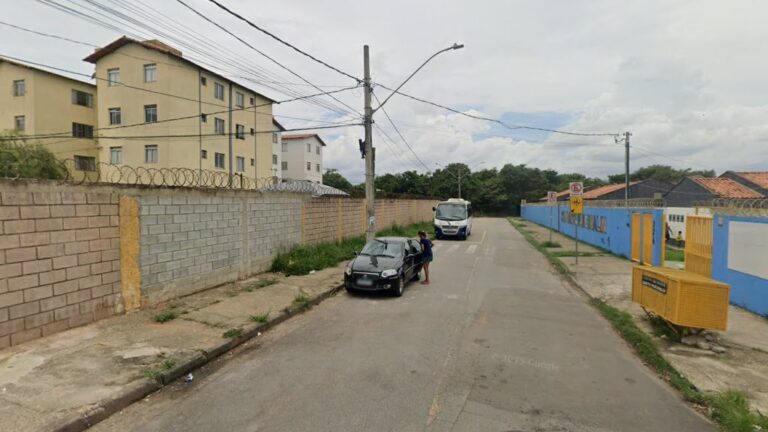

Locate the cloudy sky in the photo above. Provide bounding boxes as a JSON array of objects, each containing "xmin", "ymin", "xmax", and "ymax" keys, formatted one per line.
[{"xmin": 3, "ymin": 0, "xmax": 768, "ymax": 183}]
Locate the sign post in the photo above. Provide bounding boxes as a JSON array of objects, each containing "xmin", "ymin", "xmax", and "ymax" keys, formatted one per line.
[
  {"xmin": 547, "ymin": 191, "xmax": 557, "ymax": 243},
  {"xmin": 569, "ymin": 182, "xmax": 584, "ymax": 264}
]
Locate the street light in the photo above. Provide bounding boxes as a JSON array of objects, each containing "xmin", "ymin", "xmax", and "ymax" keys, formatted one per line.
[{"xmin": 362, "ymin": 43, "xmax": 464, "ymax": 241}]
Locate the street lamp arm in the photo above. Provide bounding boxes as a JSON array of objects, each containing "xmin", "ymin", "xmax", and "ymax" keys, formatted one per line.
[{"xmin": 372, "ymin": 43, "xmax": 464, "ymax": 114}]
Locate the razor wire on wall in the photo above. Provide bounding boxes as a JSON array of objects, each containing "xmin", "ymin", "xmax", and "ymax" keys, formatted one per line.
[{"xmin": 695, "ymin": 198, "xmax": 768, "ymax": 217}]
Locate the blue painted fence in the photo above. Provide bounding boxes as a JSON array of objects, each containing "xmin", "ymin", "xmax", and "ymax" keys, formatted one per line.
[
  {"xmin": 712, "ymin": 215, "xmax": 768, "ymax": 316},
  {"xmin": 521, "ymin": 204, "xmax": 663, "ymax": 266}
]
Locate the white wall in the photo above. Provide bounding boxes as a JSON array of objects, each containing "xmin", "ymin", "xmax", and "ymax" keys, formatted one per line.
[
  {"xmin": 728, "ymin": 221, "xmax": 768, "ymax": 279},
  {"xmin": 665, "ymin": 207, "xmax": 711, "ymax": 238}
]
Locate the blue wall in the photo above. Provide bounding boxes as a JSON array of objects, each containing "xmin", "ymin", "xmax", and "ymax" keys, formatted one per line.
[
  {"xmin": 712, "ymin": 216, "xmax": 768, "ymax": 316},
  {"xmin": 521, "ymin": 204, "xmax": 663, "ymax": 266}
]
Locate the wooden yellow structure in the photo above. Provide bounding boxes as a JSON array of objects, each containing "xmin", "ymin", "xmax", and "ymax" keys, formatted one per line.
[
  {"xmin": 685, "ymin": 215, "xmax": 713, "ymax": 278},
  {"xmin": 632, "ymin": 265, "xmax": 730, "ymax": 331}
]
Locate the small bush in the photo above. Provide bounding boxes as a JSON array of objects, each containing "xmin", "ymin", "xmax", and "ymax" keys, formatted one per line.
[
  {"xmin": 153, "ymin": 310, "xmax": 178, "ymax": 323},
  {"xmin": 541, "ymin": 241, "xmax": 561, "ymax": 248}
]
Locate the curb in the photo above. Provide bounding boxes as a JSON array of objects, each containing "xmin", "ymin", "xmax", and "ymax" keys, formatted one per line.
[{"xmin": 49, "ymin": 283, "xmax": 344, "ymax": 432}]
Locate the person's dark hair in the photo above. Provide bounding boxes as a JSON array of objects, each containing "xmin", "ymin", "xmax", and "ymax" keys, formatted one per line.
[{"xmin": 417, "ymin": 231, "xmax": 426, "ymax": 237}]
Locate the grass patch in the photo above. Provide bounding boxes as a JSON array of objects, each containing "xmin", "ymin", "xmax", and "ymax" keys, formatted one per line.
[
  {"xmin": 250, "ymin": 311, "xmax": 271, "ymax": 324},
  {"xmin": 161, "ymin": 359, "xmax": 176, "ymax": 370},
  {"xmin": 222, "ymin": 328, "xmax": 243, "ymax": 339},
  {"xmin": 245, "ymin": 278, "xmax": 279, "ymax": 292},
  {"xmin": 666, "ymin": 246, "xmax": 685, "ymax": 262},
  {"xmin": 550, "ymin": 251, "xmax": 603, "ymax": 258},
  {"xmin": 540, "ymin": 241, "xmax": 561, "ymax": 248},
  {"xmin": 142, "ymin": 369, "xmax": 161, "ymax": 381},
  {"xmin": 708, "ymin": 390, "xmax": 768, "ymax": 431},
  {"xmin": 293, "ymin": 292, "xmax": 311, "ymax": 311},
  {"xmin": 271, "ymin": 221, "xmax": 433, "ymax": 276},
  {"xmin": 153, "ymin": 310, "xmax": 178, "ymax": 323}
]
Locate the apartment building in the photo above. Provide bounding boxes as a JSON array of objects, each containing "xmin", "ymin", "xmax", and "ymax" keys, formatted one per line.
[
  {"xmin": 0, "ymin": 57, "xmax": 98, "ymax": 169},
  {"xmin": 272, "ymin": 119, "xmax": 285, "ymax": 180},
  {"xmin": 83, "ymin": 37, "xmax": 276, "ymax": 180},
  {"xmin": 281, "ymin": 134, "xmax": 325, "ymax": 183}
]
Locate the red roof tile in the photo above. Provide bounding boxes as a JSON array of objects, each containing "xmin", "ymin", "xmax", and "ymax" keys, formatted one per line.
[
  {"xmin": 734, "ymin": 172, "xmax": 768, "ymax": 189},
  {"xmin": 691, "ymin": 177, "xmax": 763, "ymax": 198},
  {"xmin": 583, "ymin": 182, "xmax": 640, "ymax": 199}
]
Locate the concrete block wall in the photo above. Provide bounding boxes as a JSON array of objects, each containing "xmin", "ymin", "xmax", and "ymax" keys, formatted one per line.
[{"xmin": 0, "ymin": 182, "xmax": 122, "ymax": 348}]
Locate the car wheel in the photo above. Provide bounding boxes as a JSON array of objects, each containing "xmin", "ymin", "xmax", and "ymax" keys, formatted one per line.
[
  {"xmin": 345, "ymin": 286, "xmax": 356, "ymax": 294},
  {"xmin": 393, "ymin": 273, "xmax": 405, "ymax": 297}
]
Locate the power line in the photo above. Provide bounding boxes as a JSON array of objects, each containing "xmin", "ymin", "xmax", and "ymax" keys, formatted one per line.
[
  {"xmin": 372, "ymin": 92, "xmax": 431, "ymax": 171},
  {"xmin": 175, "ymin": 0, "xmax": 361, "ymax": 117},
  {"xmin": 205, "ymin": 0, "xmax": 361, "ymax": 84},
  {"xmin": 1, "ymin": 123, "xmax": 361, "ymax": 141},
  {"xmin": 374, "ymin": 83, "xmax": 620, "ymax": 138}
]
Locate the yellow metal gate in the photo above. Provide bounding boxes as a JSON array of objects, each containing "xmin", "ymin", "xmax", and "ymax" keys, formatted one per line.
[
  {"xmin": 685, "ymin": 215, "xmax": 713, "ymax": 278},
  {"xmin": 631, "ymin": 213, "xmax": 655, "ymax": 265}
]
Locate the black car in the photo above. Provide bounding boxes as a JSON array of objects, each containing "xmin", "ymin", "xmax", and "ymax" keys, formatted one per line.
[{"xmin": 344, "ymin": 237, "xmax": 424, "ymax": 297}]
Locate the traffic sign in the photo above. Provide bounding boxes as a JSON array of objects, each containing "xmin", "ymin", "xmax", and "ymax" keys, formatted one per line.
[
  {"xmin": 569, "ymin": 182, "xmax": 584, "ymax": 196},
  {"xmin": 570, "ymin": 196, "xmax": 584, "ymax": 215},
  {"xmin": 547, "ymin": 191, "xmax": 557, "ymax": 203}
]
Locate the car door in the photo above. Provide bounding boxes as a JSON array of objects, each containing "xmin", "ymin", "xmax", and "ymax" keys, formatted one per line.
[
  {"xmin": 403, "ymin": 243, "xmax": 413, "ymax": 279},
  {"xmin": 408, "ymin": 240, "xmax": 423, "ymax": 274}
]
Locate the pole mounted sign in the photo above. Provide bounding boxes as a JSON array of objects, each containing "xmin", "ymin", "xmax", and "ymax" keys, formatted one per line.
[
  {"xmin": 547, "ymin": 191, "xmax": 558, "ymax": 204},
  {"xmin": 569, "ymin": 182, "xmax": 584, "ymax": 215}
]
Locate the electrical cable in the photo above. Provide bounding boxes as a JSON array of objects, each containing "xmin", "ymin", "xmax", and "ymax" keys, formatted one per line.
[{"xmin": 372, "ymin": 92, "xmax": 431, "ymax": 171}]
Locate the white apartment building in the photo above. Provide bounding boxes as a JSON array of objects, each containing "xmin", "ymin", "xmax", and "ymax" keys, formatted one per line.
[
  {"xmin": 271, "ymin": 119, "xmax": 285, "ymax": 180},
  {"xmin": 280, "ymin": 134, "xmax": 325, "ymax": 183}
]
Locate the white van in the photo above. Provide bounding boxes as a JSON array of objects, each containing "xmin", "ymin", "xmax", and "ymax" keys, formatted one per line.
[{"xmin": 433, "ymin": 198, "xmax": 473, "ymax": 240}]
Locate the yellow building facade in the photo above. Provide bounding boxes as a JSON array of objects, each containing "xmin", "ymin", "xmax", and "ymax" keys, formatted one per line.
[
  {"xmin": 84, "ymin": 37, "xmax": 276, "ymax": 181},
  {"xmin": 0, "ymin": 58, "xmax": 98, "ymax": 168}
]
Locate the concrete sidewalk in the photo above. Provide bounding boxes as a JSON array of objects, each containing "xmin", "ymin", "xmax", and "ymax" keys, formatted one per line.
[
  {"xmin": 0, "ymin": 262, "xmax": 346, "ymax": 432},
  {"xmin": 517, "ymin": 219, "xmax": 768, "ymax": 413}
]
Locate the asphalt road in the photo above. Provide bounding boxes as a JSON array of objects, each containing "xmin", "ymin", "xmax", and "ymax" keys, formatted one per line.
[{"xmin": 94, "ymin": 218, "xmax": 714, "ymax": 432}]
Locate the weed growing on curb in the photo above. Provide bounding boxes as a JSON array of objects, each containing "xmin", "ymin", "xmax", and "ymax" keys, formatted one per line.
[
  {"xmin": 223, "ymin": 328, "xmax": 243, "ymax": 339},
  {"xmin": 708, "ymin": 390, "xmax": 768, "ymax": 431},
  {"xmin": 153, "ymin": 310, "xmax": 178, "ymax": 323},
  {"xmin": 142, "ymin": 369, "xmax": 161, "ymax": 381},
  {"xmin": 250, "ymin": 311, "xmax": 271, "ymax": 323},
  {"xmin": 293, "ymin": 292, "xmax": 311, "ymax": 311},
  {"xmin": 540, "ymin": 241, "xmax": 561, "ymax": 248},
  {"xmin": 161, "ymin": 359, "xmax": 176, "ymax": 370},
  {"xmin": 246, "ymin": 278, "xmax": 278, "ymax": 292}
]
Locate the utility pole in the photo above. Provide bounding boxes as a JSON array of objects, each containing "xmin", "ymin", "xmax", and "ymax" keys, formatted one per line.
[
  {"xmin": 457, "ymin": 170, "xmax": 462, "ymax": 199},
  {"xmin": 624, "ymin": 131, "xmax": 631, "ymax": 209},
  {"xmin": 363, "ymin": 45, "xmax": 375, "ymax": 242}
]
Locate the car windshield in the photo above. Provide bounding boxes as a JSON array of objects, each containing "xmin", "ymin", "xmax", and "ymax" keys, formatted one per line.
[
  {"xmin": 435, "ymin": 203, "xmax": 467, "ymax": 221},
  {"xmin": 359, "ymin": 240, "xmax": 404, "ymax": 258}
]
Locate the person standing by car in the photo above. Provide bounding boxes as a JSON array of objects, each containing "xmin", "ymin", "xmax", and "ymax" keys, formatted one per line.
[{"xmin": 418, "ymin": 231, "xmax": 433, "ymax": 285}]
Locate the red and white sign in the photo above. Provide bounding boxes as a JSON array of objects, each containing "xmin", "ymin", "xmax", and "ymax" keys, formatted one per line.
[{"xmin": 569, "ymin": 182, "xmax": 584, "ymax": 197}]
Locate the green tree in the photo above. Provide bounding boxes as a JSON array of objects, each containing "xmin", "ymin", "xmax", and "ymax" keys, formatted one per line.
[
  {"xmin": 609, "ymin": 165, "xmax": 715, "ymax": 184},
  {"xmin": 0, "ymin": 134, "xmax": 67, "ymax": 180},
  {"xmin": 322, "ymin": 169, "xmax": 353, "ymax": 191}
]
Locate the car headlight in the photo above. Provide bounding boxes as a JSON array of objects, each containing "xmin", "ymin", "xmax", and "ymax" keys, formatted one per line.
[
  {"xmin": 345, "ymin": 266, "xmax": 352, "ymax": 276},
  {"xmin": 380, "ymin": 269, "xmax": 397, "ymax": 278}
]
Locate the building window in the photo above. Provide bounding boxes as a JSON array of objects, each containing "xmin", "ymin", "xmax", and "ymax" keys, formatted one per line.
[
  {"xmin": 306, "ymin": 143, "xmax": 311, "ymax": 153},
  {"xmin": 214, "ymin": 118, "xmax": 225, "ymax": 135},
  {"xmin": 144, "ymin": 104, "xmax": 158, "ymax": 123},
  {"xmin": 71, "ymin": 90, "xmax": 94, "ymax": 108},
  {"xmin": 214, "ymin": 82, "xmax": 224, "ymax": 100},
  {"xmin": 281, "ymin": 161, "xmax": 287, "ymax": 171},
  {"xmin": 72, "ymin": 123, "xmax": 94, "ymax": 138},
  {"xmin": 281, "ymin": 142, "xmax": 288, "ymax": 152},
  {"xmin": 201, "ymin": 113, "xmax": 207, "ymax": 123},
  {"xmin": 250, "ymin": 158, "xmax": 255, "ymax": 166},
  {"xmin": 272, "ymin": 132, "xmax": 278, "ymax": 144},
  {"xmin": 236, "ymin": 92, "xmax": 244, "ymax": 108},
  {"xmin": 110, "ymin": 147, "xmax": 122, "ymax": 164},
  {"xmin": 272, "ymin": 154, "xmax": 278, "ymax": 165},
  {"xmin": 145, "ymin": 145, "xmax": 158, "ymax": 163},
  {"xmin": 74, "ymin": 156, "xmax": 96, "ymax": 171},
  {"xmin": 250, "ymin": 128, "xmax": 255, "ymax": 136},
  {"xmin": 201, "ymin": 149, "xmax": 207, "ymax": 159},
  {"xmin": 201, "ymin": 76, "xmax": 207, "ymax": 86},
  {"xmin": 107, "ymin": 68, "xmax": 120, "ymax": 86},
  {"xmin": 306, "ymin": 162, "xmax": 311, "ymax": 171},
  {"xmin": 108, "ymin": 108, "xmax": 121, "ymax": 125},
  {"xmin": 249, "ymin": 97, "xmax": 254, "ymax": 105},
  {"xmin": 214, "ymin": 152, "xmax": 225, "ymax": 169},
  {"xmin": 236, "ymin": 156, "xmax": 245, "ymax": 172},
  {"xmin": 236, "ymin": 124, "xmax": 245, "ymax": 139},
  {"xmin": 13, "ymin": 80, "xmax": 25, "ymax": 96},
  {"xmin": 14, "ymin": 115, "xmax": 25, "ymax": 131},
  {"xmin": 143, "ymin": 64, "xmax": 157, "ymax": 82},
  {"xmin": 316, "ymin": 163, "xmax": 320, "ymax": 172},
  {"xmin": 316, "ymin": 145, "xmax": 320, "ymax": 155}
]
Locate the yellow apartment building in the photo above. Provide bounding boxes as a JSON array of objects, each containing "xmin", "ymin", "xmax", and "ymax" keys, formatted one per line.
[
  {"xmin": 0, "ymin": 57, "xmax": 99, "ymax": 170},
  {"xmin": 84, "ymin": 37, "xmax": 276, "ymax": 181}
]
